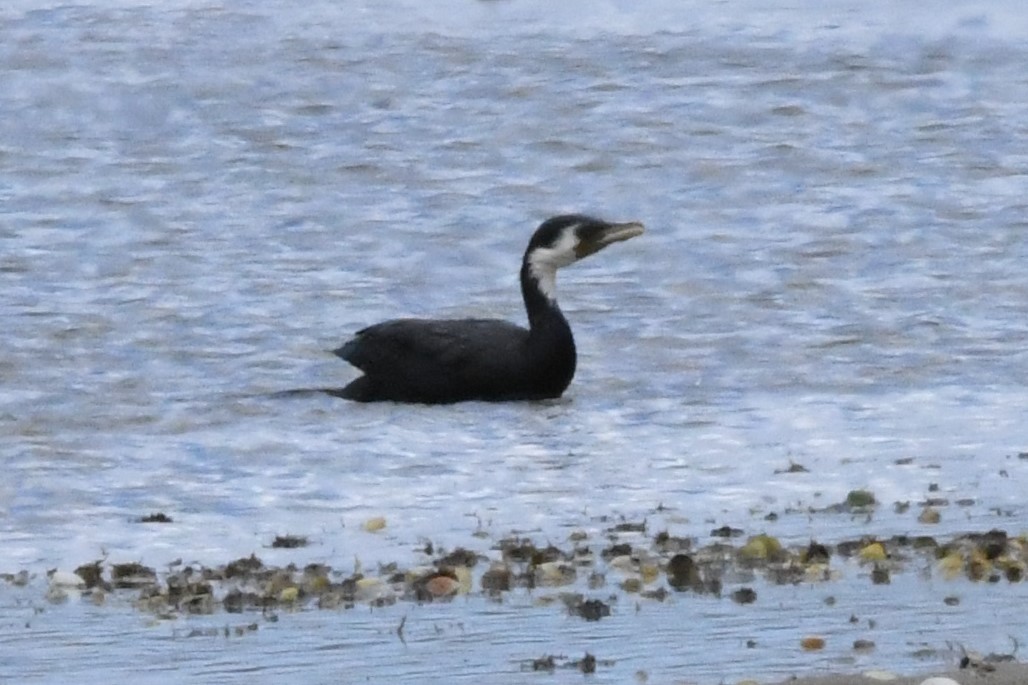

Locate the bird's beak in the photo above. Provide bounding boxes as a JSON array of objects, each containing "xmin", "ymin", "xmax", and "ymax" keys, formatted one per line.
[{"xmin": 576, "ymin": 220, "xmax": 645, "ymax": 258}]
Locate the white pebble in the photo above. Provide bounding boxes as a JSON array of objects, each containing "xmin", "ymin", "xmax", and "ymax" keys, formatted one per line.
[
  {"xmin": 48, "ymin": 570, "xmax": 86, "ymax": 588},
  {"xmin": 919, "ymin": 677, "xmax": 961, "ymax": 685}
]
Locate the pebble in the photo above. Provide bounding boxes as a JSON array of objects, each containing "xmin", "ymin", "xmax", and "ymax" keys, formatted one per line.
[
  {"xmin": 48, "ymin": 570, "xmax": 86, "ymax": 588},
  {"xmin": 534, "ymin": 561, "xmax": 576, "ymax": 587},
  {"xmin": 800, "ymin": 636, "xmax": 825, "ymax": 651},
  {"xmin": 354, "ymin": 576, "xmax": 388, "ymax": 602},
  {"xmin": 918, "ymin": 678, "xmax": 961, "ymax": 685},
  {"xmin": 423, "ymin": 575, "xmax": 459, "ymax": 598},
  {"xmin": 362, "ymin": 516, "xmax": 387, "ymax": 533},
  {"xmin": 859, "ymin": 542, "xmax": 887, "ymax": 562},
  {"xmin": 918, "ymin": 507, "xmax": 941, "ymax": 524}
]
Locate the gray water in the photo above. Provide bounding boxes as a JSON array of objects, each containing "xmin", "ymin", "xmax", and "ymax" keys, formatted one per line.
[{"xmin": 2, "ymin": 1, "xmax": 1028, "ymax": 683}]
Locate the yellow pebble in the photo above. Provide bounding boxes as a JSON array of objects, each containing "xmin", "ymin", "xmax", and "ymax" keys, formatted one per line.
[
  {"xmin": 938, "ymin": 551, "xmax": 964, "ymax": 579},
  {"xmin": 640, "ymin": 564, "xmax": 660, "ymax": 584},
  {"xmin": 859, "ymin": 542, "xmax": 887, "ymax": 562},
  {"xmin": 363, "ymin": 516, "xmax": 387, "ymax": 533},
  {"xmin": 739, "ymin": 534, "xmax": 782, "ymax": 561}
]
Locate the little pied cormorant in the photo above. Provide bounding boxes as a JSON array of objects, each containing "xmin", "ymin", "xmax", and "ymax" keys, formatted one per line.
[{"xmin": 329, "ymin": 214, "xmax": 644, "ymax": 403}]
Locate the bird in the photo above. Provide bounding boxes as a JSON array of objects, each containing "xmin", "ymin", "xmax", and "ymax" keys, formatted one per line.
[{"xmin": 329, "ymin": 214, "xmax": 644, "ymax": 403}]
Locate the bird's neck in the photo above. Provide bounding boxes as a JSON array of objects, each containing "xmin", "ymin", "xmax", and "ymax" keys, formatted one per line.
[
  {"xmin": 520, "ymin": 261, "xmax": 572, "ymax": 336},
  {"xmin": 519, "ymin": 259, "xmax": 577, "ymax": 395}
]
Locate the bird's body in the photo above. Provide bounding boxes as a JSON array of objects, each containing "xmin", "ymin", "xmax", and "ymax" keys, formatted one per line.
[
  {"xmin": 331, "ymin": 214, "xmax": 643, "ymax": 403},
  {"xmin": 332, "ymin": 317, "xmax": 571, "ymax": 403}
]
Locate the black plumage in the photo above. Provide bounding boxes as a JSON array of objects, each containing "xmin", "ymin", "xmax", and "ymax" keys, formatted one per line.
[{"xmin": 330, "ymin": 214, "xmax": 643, "ymax": 403}]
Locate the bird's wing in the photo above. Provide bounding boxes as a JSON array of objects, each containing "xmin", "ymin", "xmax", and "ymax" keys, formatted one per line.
[{"xmin": 335, "ymin": 318, "xmax": 527, "ymax": 376}]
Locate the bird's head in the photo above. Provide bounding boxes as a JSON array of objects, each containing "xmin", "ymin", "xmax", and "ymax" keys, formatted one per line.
[{"xmin": 523, "ymin": 214, "xmax": 645, "ymax": 300}]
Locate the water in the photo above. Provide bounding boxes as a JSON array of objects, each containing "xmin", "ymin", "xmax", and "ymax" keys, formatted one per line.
[{"xmin": 2, "ymin": 1, "xmax": 1028, "ymax": 682}]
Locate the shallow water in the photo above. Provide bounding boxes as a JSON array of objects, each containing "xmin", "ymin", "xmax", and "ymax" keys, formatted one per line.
[{"xmin": 2, "ymin": 1, "xmax": 1028, "ymax": 682}]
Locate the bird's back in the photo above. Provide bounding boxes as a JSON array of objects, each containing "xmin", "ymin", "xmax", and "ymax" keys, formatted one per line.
[{"xmin": 335, "ymin": 318, "xmax": 537, "ymax": 403}]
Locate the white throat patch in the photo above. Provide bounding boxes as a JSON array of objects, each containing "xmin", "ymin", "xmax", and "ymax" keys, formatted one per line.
[{"xmin": 527, "ymin": 227, "xmax": 580, "ymax": 301}]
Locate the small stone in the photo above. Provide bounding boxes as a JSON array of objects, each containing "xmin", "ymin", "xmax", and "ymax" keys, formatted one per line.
[
  {"xmin": 2, "ymin": 570, "xmax": 30, "ymax": 587},
  {"xmin": 731, "ymin": 587, "xmax": 757, "ymax": 604},
  {"xmin": 224, "ymin": 554, "xmax": 263, "ymax": 578},
  {"xmin": 72, "ymin": 561, "xmax": 104, "ymax": 589},
  {"xmin": 480, "ymin": 564, "xmax": 512, "ymax": 593},
  {"xmin": 423, "ymin": 574, "xmax": 459, "ymax": 598},
  {"xmin": 363, "ymin": 517, "xmax": 386, "ymax": 533},
  {"xmin": 436, "ymin": 547, "xmax": 478, "ymax": 567},
  {"xmin": 640, "ymin": 586, "xmax": 668, "ymax": 602},
  {"xmin": 859, "ymin": 542, "xmax": 887, "ymax": 562},
  {"xmin": 271, "ymin": 534, "xmax": 308, "ymax": 549},
  {"xmin": 846, "ymin": 490, "xmax": 876, "ymax": 508},
  {"xmin": 48, "ymin": 569, "xmax": 87, "ymax": 589},
  {"xmin": 666, "ymin": 553, "xmax": 701, "ymax": 591},
  {"xmin": 938, "ymin": 551, "xmax": 964, "ymax": 579},
  {"xmin": 354, "ymin": 577, "xmax": 387, "ymax": 602},
  {"xmin": 601, "ymin": 543, "xmax": 633, "ymax": 560},
  {"xmin": 111, "ymin": 563, "xmax": 157, "ymax": 589},
  {"xmin": 800, "ymin": 636, "xmax": 825, "ymax": 651},
  {"xmin": 739, "ymin": 534, "xmax": 784, "ymax": 562},
  {"xmin": 802, "ymin": 541, "xmax": 831, "ymax": 564},
  {"xmin": 570, "ymin": 597, "xmax": 610, "ymax": 621},
  {"xmin": 534, "ymin": 561, "xmax": 576, "ymax": 587},
  {"xmin": 610, "ymin": 520, "xmax": 646, "ymax": 533},
  {"xmin": 607, "ymin": 554, "xmax": 636, "ymax": 571},
  {"xmin": 620, "ymin": 577, "xmax": 643, "ymax": 593},
  {"xmin": 531, "ymin": 655, "xmax": 555, "ymax": 672},
  {"xmin": 578, "ymin": 652, "xmax": 596, "ymax": 674}
]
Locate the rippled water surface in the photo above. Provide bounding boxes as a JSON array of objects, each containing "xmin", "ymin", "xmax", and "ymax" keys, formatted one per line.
[{"xmin": 2, "ymin": 1, "xmax": 1028, "ymax": 682}]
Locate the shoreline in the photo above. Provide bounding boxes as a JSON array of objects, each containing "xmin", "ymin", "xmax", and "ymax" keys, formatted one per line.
[
  {"xmin": 770, "ymin": 661, "xmax": 1027, "ymax": 685},
  {"xmin": 15, "ymin": 520, "xmax": 1026, "ymax": 685}
]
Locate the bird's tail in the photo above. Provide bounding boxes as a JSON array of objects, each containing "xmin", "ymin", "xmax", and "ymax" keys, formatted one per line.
[{"xmin": 267, "ymin": 387, "xmax": 348, "ymax": 399}]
